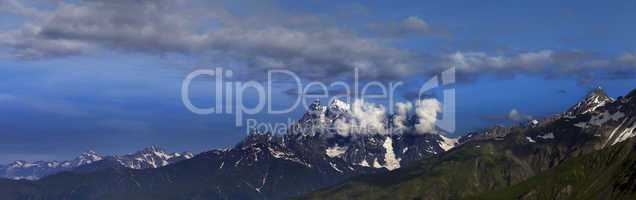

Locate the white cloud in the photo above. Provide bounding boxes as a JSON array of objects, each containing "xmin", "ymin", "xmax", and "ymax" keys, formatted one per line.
[
  {"xmin": 335, "ymin": 99, "xmax": 387, "ymax": 136},
  {"xmin": 333, "ymin": 98, "xmax": 442, "ymax": 135},
  {"xmin": 402, "ymin": 16, "xmax": 431, "ymax": 32},
  {"xmin": 369, "ymin": 16, "xmax": 448, "ymax": 38},
  {"xmin": 392, "ymin": 102, "xmax": 413, "ymax": 131},
  {"xmin": 414, "ymin": 99, "xmax": 441, "ymax": 134},
  {"xmin": 507, "ymin": 108, "xmax": 532, "ymax": 121},
  {"xmin": 445, "ymin": 50, "xmax": 636, "ymax": 82}
]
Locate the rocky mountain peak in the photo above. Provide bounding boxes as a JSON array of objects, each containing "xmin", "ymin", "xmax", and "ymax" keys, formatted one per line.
[
  {"xmin": 328, "ymin": 98, "xmax": 350, "ymax": 111},
  {"xmin": 75, "ymin": 150, "xmax": 104, "ymax": 165},
  {"xmin": 239, "ymin": 132, "xmax": 275, "ymax": 148},
  {"xmin": 624, "ymin": 88, "xmax": 636, "ymax": 102},
  {"xmin": 138, "ymin": 146, "xmax": 165, "ymax": 154},
  {"xmin": 308, "ymin": 99, "xmax": 326, "ymax": 112},
  {"xmin": 565, "ymin": 86, "xmax": 614, "ymax": 116}
]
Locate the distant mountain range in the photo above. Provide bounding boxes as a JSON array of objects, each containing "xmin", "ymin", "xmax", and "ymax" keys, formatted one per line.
[
  {"xmin": 2, "ymin": 87, "xmax": 636, "ymax": 200},
  {"xmin": 0, "ymin": 146, "xmax": 193, "ymax": 180}
]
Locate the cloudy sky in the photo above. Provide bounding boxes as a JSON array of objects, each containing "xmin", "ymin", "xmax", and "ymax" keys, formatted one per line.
[{"xmin": 0, "ymin": 0, "xmax": 635, "ymax": 163}]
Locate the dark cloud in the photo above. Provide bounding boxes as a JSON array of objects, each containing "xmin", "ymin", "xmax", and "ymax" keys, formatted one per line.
[
  {"xmin": 0, "ymin": 1, "xmax": 635, "ymax": 83},
  {"xmin": 0, "ymin": 0, "xmax": 421, "ymax": 81}
]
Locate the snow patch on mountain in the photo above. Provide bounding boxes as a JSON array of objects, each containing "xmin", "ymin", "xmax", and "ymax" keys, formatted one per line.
[
  {"xmin": 612, "ymin": 122, "xmax": 636, "ymax": 145},
  {"xmin": 438, "ymin": 135, "xmax": 458, "ymax": 151},
  {"xmin": 325, "ymin": 146, "xmax": 348, "ymax": 158},
  {"xmin": 358, "ymin": 160, "xmax": 370, "ymax": 167},
  {"xmin": 575, "ymin": 111, "xmax": 626, "ymax": 128},
  {"xmin": 329, "ymin": 162, "xmax": 343, "ymax": 173},
  {"xmin": 381, "ymin": 137, "xmax": 401, "ymax": 171},
  {"xmin": 538, "ymin": 133, "xmax": 555, "ymax": 140},
  {"xmin": 372, "ymin": 158, "xmax": 383, "ymax": 168},
  {"xmin": 526, "ymin": 137, "xmax": 536, "ymax": 143},
  {"xmin": 113, "ymin": 146, "xmax": 193, "ymax": 169}
]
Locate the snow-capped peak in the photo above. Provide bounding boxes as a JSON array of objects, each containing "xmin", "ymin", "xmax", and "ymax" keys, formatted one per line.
[
  {"xmin": 74, "ymin": 150, "xmax": 104, "ymax": 165},
  {"xmin": 308, "ymin": 99, "xmax": 327, "ymax": 112},
  {"xmin": 7, "ymin": 160, "xmax": 29, "ymax": 168},
  {"xmin": 328, "ymin": 99, "xmax": 350, "ymax": 112},
  {"xmin": 565, "ymin": 86, "xmax": 613, "ymax": 116},
  {"xmin": 112, "ymin": 146, "xmax": 194, "ymax": 169}
]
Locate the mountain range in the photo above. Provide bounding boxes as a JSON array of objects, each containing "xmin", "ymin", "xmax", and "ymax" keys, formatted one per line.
[
  {"xmin": 0, "ymin": 98, "xmax": 460, "ymax": 199},
  {"xmin": 0, "ymin": 146, "xmax": 193, "ymax": 180},
  {"xmin": 1, "ymin": 87, "xmax": 636, "ymax": 200},
  {"xmin": 304, "ymin": 87, "xmax": 636, "ymax": 199}
]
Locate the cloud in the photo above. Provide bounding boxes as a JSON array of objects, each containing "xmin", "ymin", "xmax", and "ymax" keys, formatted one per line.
[
  {"xmin": 446, "ymin": 50, "xmax": 636, "ymax": 83},
  {"xmin": 507, "ymin": 109, "xmax": 532, "ymax": 122},
  {"xmin": 619, "ymin": 53, "xmax": 636, "ymax": 65},
  {"xmin": 482, "ymin": 108, "xmax": 533, "ymax": 122},
  {"xmin": 1, "ymin": 1, "xmax": 635, "ymax": 83},
  {"xmin": 332, "ymin": 98, "xmax": 442, "ymax": 136},
  {"xmin": 369, "ymin": 16, "xmax": 449, "ymax": 38},
  {"xmin": 414, "ymin": 99, "xmax": 441, "ymax": 134},
  {"xmin": 0, "ymin": 0, "xmax": 208, "ymax": 59},
  {"xmin": 392, "ymin": 102, "xmax": 413, "ymax": 131},
  {"xmin": 335, "ymin": 99, "xmax": 387, "ymax": 136},
  {"xmin": 0, "ymin": 0, "xmax": 45, "ymax": 17},
  {"xmin": 0, "ymin": 0, "xmax": 418, "ymax": 81}
]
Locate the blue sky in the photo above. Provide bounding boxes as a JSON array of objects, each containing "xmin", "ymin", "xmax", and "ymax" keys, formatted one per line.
[{"xmin": 0, "ymin": 0, "xmax": 635, "ymax": 163}]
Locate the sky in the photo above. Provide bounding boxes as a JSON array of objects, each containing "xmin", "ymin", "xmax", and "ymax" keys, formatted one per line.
[{"xmin": 0, "ymin": 0, "xmax": 635, "ymax": 164}]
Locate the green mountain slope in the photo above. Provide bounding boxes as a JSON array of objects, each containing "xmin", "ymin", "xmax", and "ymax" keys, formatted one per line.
[{"xmin": 472, "ymin": 138, "xmax": 636, "ymax": 200}]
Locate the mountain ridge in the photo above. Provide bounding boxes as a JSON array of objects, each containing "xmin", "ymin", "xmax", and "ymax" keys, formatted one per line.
[{"xmin": 0, "ymin": 146, "xmax": 193, "ymax": 180}]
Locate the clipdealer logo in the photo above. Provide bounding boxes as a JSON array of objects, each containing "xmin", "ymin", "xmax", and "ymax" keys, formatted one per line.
[{"xmin": 181, "ymin": 67, "xmax": 456, "ymax": 133}]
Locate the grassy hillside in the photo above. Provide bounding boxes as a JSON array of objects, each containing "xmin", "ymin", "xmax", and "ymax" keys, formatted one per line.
[{"xmin": 472, "ymin": 138, "xmax": 636, "ymax": 200}]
